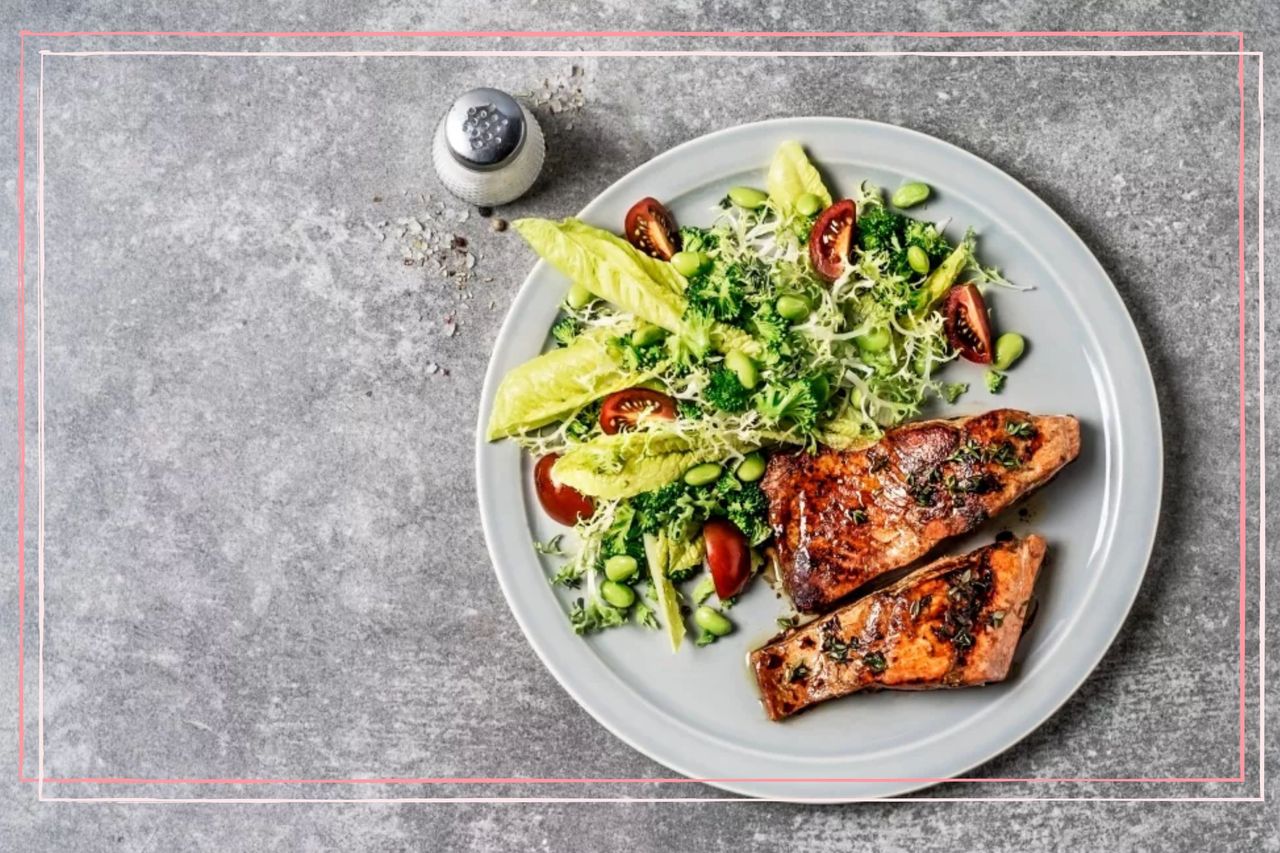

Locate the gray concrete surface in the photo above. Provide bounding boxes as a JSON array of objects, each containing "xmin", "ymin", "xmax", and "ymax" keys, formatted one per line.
[{"xmin": 0, "ymin": 2, "xmax": 1275, "ymax": 850}]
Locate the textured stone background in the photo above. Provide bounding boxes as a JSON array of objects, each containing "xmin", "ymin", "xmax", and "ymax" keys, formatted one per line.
[{"xmin": 0, "ymin": 2, "xmax": 1275, "ymax": 850}]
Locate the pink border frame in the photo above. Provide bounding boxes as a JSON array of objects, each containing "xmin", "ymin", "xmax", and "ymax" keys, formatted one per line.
[{"xmin": 14, "ymin": 29, "xmax": 1265, "ymax": 802}]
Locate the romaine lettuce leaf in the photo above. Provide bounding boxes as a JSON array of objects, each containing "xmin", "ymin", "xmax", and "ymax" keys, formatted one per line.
[
  {"xmin": 551, "ymin": 427, "xmax": 753, "ymax": 500},
  {"xmin": 515, "ymin": 217, "xmax": 760, "ymax": 358},
  {"xmin": 486, "ymin": 329, "xmax": 641, "ymax": 440},
  {"xmin": 667, "ymin": 535, "xmax": 705, "ymax": 574},
  {"xmin": 515, "ymin": 217, "xmax": 688, "ymax": 331},
  {"xmin": 559, "ymin": 218, "xmax": 689, "ymax": 302},
  {"xmin": 643, "ymin": 532, "xmax": 686, "ymax": 652},
  {"xmin": 766, "ymin": 141, "xmax": 832, "ymax": 217}
]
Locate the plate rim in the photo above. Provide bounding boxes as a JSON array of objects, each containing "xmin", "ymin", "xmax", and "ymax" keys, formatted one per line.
[{"xmin": 475, "ymin": 116, "xmax": 1163, "ymax": 801}]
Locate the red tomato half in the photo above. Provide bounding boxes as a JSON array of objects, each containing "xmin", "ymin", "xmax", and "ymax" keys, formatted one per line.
[
  {"xmin": 534, "ymin": 453, "xmax": 595, "ymax": 526},
  {"xmin": 703, "ymin": 518, "xmax": 751, "ymax": 600},
  {"xmin": 943, "ymin": 284, "xmax": 994, "ymax": 364},
  {"xmin": 599, "ymin": 388, "xmax": 678, "ymax": 435},
  {"xmin": 624, "ymin": 197, "xmax": 681, "ymax": 260},
  {"xmin": 808, "ymin": 199, "xmax": 857, "ymax": 282}
]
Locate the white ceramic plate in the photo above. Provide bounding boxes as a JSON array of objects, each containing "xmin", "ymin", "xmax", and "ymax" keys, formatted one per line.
[{"xmin": 475, "ymin": 118, "xmax": 1162, "ymax": 800}]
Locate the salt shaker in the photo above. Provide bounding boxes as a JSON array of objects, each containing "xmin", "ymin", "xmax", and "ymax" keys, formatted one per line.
[{"xmin": 432, "ymin": 87, "xmax": 545, "ymax": 207}]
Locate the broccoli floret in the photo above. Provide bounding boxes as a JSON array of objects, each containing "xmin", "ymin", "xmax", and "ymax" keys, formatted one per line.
[
  {"xmin": 687, "ymin": 260, "xmax": 764, "ymax": 324},
  {"xmin": 633, "ymin": 482, "xmax": 715, "ymax": 541},
  {"xmin": 564, "ymin": 401, "xmax": 601, "ymax": 443},
  {"xmin": 601, "ymin": 502, "xmax": 646, "ymax": 564},
  {"xmin": 985, "ymin": 369, "xmax": 1007, "ymax": 394},
  {"xmin": 633, "ymin": 471, "xmax": 765, "ymax": 545},
  {"xmin": 711, "ymin": 471, "xmax": 742, "ymax": 500},
  {"xmin": 550, "ymin": 316, "xmax": 580, "ymax": 346},
  {"xmin": 679, "ymin": 226, "xmax": 718, "ymax": 255},
  {"xmin": 613, "ymin": 335, "xmax": 666, "ymax": 372},
  {"xmin": 903, "ymin": 219, "xmax": 952, "ymax": 263},
  {"xmin": 754, "ymin": 378, "xmax": 821, "ymax": 433},
  {"xmin": 632, "ymin": 482, "xmax": 686, "ymax": 535},
  {"xmin": 704, "ymin": 368, "xmax": 752, "ymax": 413},
  {"xmin": 939, "ymin": 382, "xmax": 968, "ymax": 405},
  {"xmin": 718, "ymin": 481, "xmax": 770, "ymax": 545},
  {"xmin": 666, "ymin": 306, "xmax": 715, "ymax": 369},
  {"xmin": 861, "ymin": 207, "xmax": 952, "ymax": 278},
  {"xmin": 687, "ymin": 267, "xmax": 746, "ymax": 323},
  {"xmin": 857, "ymin": 205, "xmax": 906, "ymax": 253},
  {"xmin": 630, "ymin": 474, "xmax": 773, "ymax": 567},
  {"xmin": 677, "ymin": 399, "xmax": 703, "ymax": 420},
  {"xmin": 791, "ymin": 211, "xmax": 819, "ymax": 241},
  {"xmin": 747, "ymin": 303, "xmax": 796, "ymax": 366}
]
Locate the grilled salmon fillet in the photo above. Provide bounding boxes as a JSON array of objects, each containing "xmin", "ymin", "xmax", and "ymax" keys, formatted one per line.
[
  {"xmin": 751, "ymin": 535, "xmax": 1046, "ymax": 720},
  {"xmin": 762, "ymin": 409, "xmax": 1078, "ymax": 612}
]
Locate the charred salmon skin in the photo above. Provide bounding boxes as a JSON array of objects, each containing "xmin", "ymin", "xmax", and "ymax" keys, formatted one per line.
[
  {"xmin": 751, "ymin": 535, "xmax": 1046, "ymax": 721},
  {"xmin": 762, "ymin": 409, "xmax": 1079, "ymax": 612}
]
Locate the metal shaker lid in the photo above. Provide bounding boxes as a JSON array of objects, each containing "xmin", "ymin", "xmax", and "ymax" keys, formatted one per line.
[{"xmin": 441, "ymin": 87, "xmax": 527, "ymax": 171}]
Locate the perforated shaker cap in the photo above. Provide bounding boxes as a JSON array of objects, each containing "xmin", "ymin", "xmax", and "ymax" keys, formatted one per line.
[{"xmin": 441, "ymin": 88, "xmax": 527, "ymax": 171}]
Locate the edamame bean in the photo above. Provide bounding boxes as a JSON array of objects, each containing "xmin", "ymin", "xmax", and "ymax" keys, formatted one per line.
[
  {"xmin": 735, "ymin": 452, "xmax": 767, "ymax": 483},
  {"xmin": 855, "ymin": 326, "xmax": 892, "ymax": 353},
  {"xmin": 631, "ymin": 324, "xmax": 667, "ymax": 347},
  {"xmin": 604, "ymin": 555, "xmax": 638, "ymax": 582},
  {"xmin": 728, "ymin": 186, "xmax": 769, "ymax": 210},
  {"xmin": 694, "ymin": 606, "xmax": 733, "ymax": 637},
  {"xmin": 795, "ymin": 192, "xmax": 823, "ymax": 217},
  {"xmin": 891, "ymin": 181, "xmax": 932, "ymax": 209},
  {"xmin": 601, "ymin": 579, "xmax": 636, "ymax": 609},
  {"xmin": 993, "ymin": 332, "xmax": 1026, "ymax": 370},
  {"xmin": 684, "ymin": 462, "xmax": 723, "ymax": 487},
  {"xmin": 724, "ymin": 350, "xmax": 760, "ymax": 390},
  {"xmin": 906, "ymin": 245, "xmax": 931, "ymax": 275},
  {"xmin": 775, "ymin": 295, "xmax": 811, "ymax": 322},
  {"xmin": 566, "ymin": 281, "xmax": 593, "ymax": 309},
  {"xmin": 671, "ymin": 250, "xmax": 705, "ymax": 277}
]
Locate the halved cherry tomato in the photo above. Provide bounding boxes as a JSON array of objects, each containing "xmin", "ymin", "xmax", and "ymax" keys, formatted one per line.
[
  {"xmin": 599, "ymin": 388, "xmax": 677, "ymax": 435},
  {"xmin": 943, "ymin": 284, "xmax": 994, "ymax": 364},
  {"xmin": 703, "ymin": 518, "xmax": 751, "ymax": 600},
  {"xmin": 808, "ymin": 199, "xmax": 857, "ymax": 282},
  {"xmin": 534, "ymin": 453, "xmax": 594, "ymax": 526},
  {"xmin": 624, "ymin": 197, "xmax": 681, "ymax": 260}
]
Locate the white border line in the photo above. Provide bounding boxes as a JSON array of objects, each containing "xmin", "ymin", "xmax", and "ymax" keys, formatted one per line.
[
  {"xmin": 36, "ymin": 48, "xmax": 1265, "ymax": 58},
  {"xmin": 35, "ymin": 48, "xmax": 45, "ymax": 805},
  {"xmin": 35, "ymin": 795, "xmax": 1269, "ymax": 804},
  {"xmin": 1255, "ymin": 51, "xmax": 1266, "ymax": 801},
  {"xmin": 26, "ymin": 45, "xmax": 1266, "ymax": 805}
]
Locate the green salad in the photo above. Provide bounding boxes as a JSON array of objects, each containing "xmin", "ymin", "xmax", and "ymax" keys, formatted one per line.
[{"xmin": 486, "ymin": 142, "xmax": 1025, "ymax": 650}]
